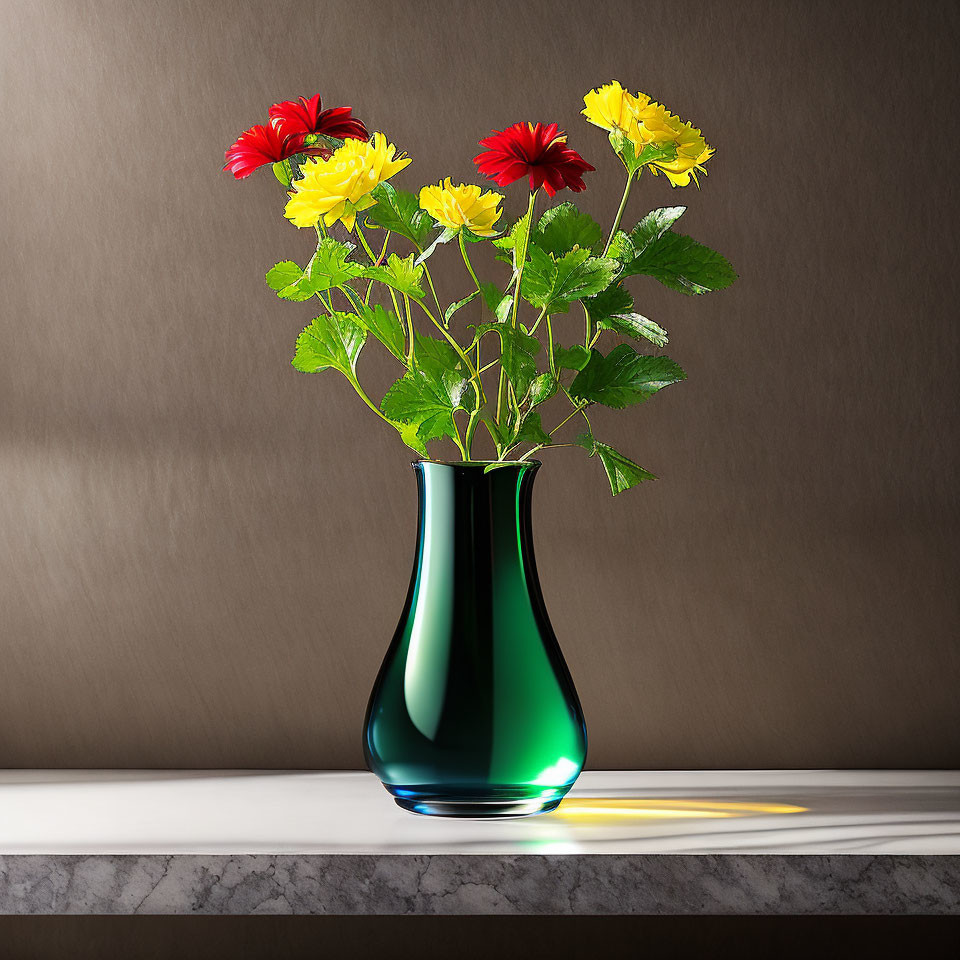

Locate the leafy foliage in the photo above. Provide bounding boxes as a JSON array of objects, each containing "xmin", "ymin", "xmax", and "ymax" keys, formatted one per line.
[
  {"xmin": 575, "ymin": 433, "xmax": 657, "ymax": 495},
  {"xmin": 269, "ymin": 178, "xmax": 734, "ymax": 489},
  {"xmin": 444, "ymin": 289, "xmax": 480, "ymax": 325},
  {"xmin": 356, "ymin": 303, "xmax": 405, "ymax": 362},
  {"xmin": 361, "ymin": 253, "xmax": 425, "ymax": 299},
  {"xmin": 521, "ymin": 247, "xmax": 619, "ymax": 314},
  {"xmin": 475, "ymin": 322, "xmax": 541, "ymax": 396},
  {"xmin": 363, "ymin": 182, "xmax": 434, "ymax": 249},
  {"xmin": 598, "ymin": 312, "xmax": 669, "ymax": 348},
  {"xmin": 381, "ymin": 368, "xmax": 473, "ymax": 444},
  {"xmin": 583, "ymin": 282, "xmax": 634, "ymax": 323},
  {"xmin": 292, "ymin": 312, "xmax": 366, "ymax": 376},
  {"xmin": 492, "ymin": 211, "xmax": 532, "ymax": 268},
  {"xmin": 621, "ymin": 228, "xmax": 737, "ymax": 295},
  {"xmin": 515, "ymin": 411, "xmax": 552, "ymax": 447},
  {"xmin": 552, "ymin": 342, "xmax": 591, "ymax": 372},
  {"xmin": 569, "ymin": 345, "xmax": 686, "ymax": 408},
  {"xmin": 531, "ymin": 202, "xmax": 603, "ymax": 257}
]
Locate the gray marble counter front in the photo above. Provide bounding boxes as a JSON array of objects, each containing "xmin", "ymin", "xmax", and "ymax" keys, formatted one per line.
[{"xmin": 1, "ymin": 770, "xmax": 957, "ymax": 915}]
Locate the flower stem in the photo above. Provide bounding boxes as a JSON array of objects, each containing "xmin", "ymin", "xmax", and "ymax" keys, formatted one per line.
[
  {"xmin": 496, "ymin": 190, "xmax": 537, "ymax": 429},
  {"xmin": 346, "ymin": 373, "xmax": 393, "ymax": 426},
  {"xmin": 410, "ymin": 298, "xmax": 485, "ymax": 405},
  {"xmin": 601, "ymin": 171, "xmax": 634, "ymax": 257},
  {"xmin": 458, "ymin": 231, "xmax": 482, "ymax": 292}
]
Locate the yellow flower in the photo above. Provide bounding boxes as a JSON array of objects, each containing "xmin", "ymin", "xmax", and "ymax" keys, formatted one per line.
[
  {"xmin": 284, "ymin": 132, "xmax": 412, "ymax": 232},
  {"xmin": 418, "ymin": 178, "xmax": 504, "ymax": 237},
  {"xmin": 582, "ymin": 80, "xmax": 642, "ymax": 135},
  {"xmin": 640, "ymin": 115, "xmax": 714, "ymax": 187},
  {"xmin": 584, "ymin": 81, "xmax": 714, "ymax": 188}
]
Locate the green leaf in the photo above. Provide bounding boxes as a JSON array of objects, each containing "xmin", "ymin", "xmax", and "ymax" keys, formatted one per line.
[
  {"xmin": 552, "ymin": 342, "xmax": 591, "ymax": 372},
  {"xmin": 356, "ymin": 303, "xmax": 405, "ymax": 361},
  {"xmin": 627, "ymin": 207, "xmax": 687, "ymax": 258},
  {"xmin": 475, "ymin": 322, "xmax": 541, "ymax": 396},
  {"xmin": 621, "ymin": 231, "xmax": 737, "ymax": 295},
  {"xmin": 599, "ymin": 312, "xmax": 669, "ymax": 348},
  {"xmin": 491, "ymin": 211, "xmax": 532, "ymax": 268},
  {"xmin": 361, "ymin": 253, "xmax": 425, "ymax": 299},
  {"xmin": 306, "ymin": 239, "xmax": 365, "ymax": 288},
  {"xmin": 266, "ymin": 261, "xmax": 303, "ymax": 293},
  {"xmin": 363, "ymin": 182, "xmax": 434, "ymax": 249},
  {"xmin": 531, "ymin": 202, "xmax": 603, "ymax": 257},
  {"xmin": 515, "ymin": 411, "xmax": 552, "ymax": 447},
  {"xmin": 575, "ymin": 433, "xmax": 657, "ymax": 495},
  {"xmin": 393, "ymin": 419, "xmax": 428, "ymax": 457},
  {"xmin": 444, "ymin": 289, "xmax": 480, "ymax": 325},
  {"xmin": 583, "ymin": 283, "xmax": 634, "ymax": 324},
  {"xmin": 521, "ymin": 247, "xmax": 619, "ymax": 314},
  {"xmin": 272, "ymin": 161, "xmax": 292, "ymax": 187},
  {"xmin": 270, "ymin": 240, "xmax": 364, "ymax": 302},
  {"xmin": 528, "ymin": 372, "xmax": 558, "ymax": 406},
  {"xmin": 569, "ymin": 344, "xmax": 685, "ymax": 408},
  {"xmin": 412, "ymin": 332, "xmax": 464, "ymax": 377},
  {"xmin": 292, "ymin": 312, "xmax": 366, "ymax": 376},
  {"xmin": 415, "ymin": 226, "xmax": 458, "ymax": 265},
  {"xmin": 380, "ymin": 368, "xmax": 473, "ymax": 444},
  {"xmin": 479, "ymin": 282, "xmax": 513, "ymax": 322},
  {"xmin": 604, "ymin": 230, "xmax": 635, "ymax": 266}
]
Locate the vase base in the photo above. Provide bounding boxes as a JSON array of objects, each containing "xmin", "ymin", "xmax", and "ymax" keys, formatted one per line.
[{"xmin": 394, "ymin": 796, "xmax": 564, "ymax": 819}]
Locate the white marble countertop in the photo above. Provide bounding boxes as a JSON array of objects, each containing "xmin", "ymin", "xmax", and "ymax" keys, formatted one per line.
[
  {"xmin": 1, "ymin": 770, "xmax": 958, "ymax": 915},
  {"xmin": 0, "ymin": 769, "xmax": 957, "ymax": 855}
]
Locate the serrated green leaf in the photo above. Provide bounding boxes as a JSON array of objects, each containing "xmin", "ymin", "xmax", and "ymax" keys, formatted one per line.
[
  {"xmin": 266, "ymin": 261, "xmax": 303, "ymax": 293},
  {"xmin": 528, "ymin": 372, "xmax": 558, "ymax": 406},
  {"xmin": 363, "ymin": 182, "xmax": 434, "ymax": 249},
  {"xmin": 444, "ymin": 289, "xmax": 480, "ymax": 325},
  {"xmin": 531, "ymin": 202, "xmax": 603, "ymax": 257},
  {"xmin": 552, "ymin": 342, "xmax": 591, "ymax": 372},
  {"xmin": 356, "ymin": 303, "xmax": 405, "ymax": 361},
  {"xmin": 475, "ymin": 322, "xmax": 541, "ymax": 396},
  {"xmin": 605, "ymin": 230, "xmax": 635, "ymax": 265},
  {"xmin": 491, "ymin": 211, "xmax": 532, "ymax": 268},
  {"xmin": 583, "ymin": 283, "xmax": 634, "ymax": 324},
  {"xmin": 622, "ymin": 230, "xmax": 737, "ymax": 295},
  {"xmin": 599, "ymin": 312, "xmax": 669, "ymax": 347},
  {"xmin": 307, "ymin": 238, "xmax": 365, "ymax": 287},
  {"xmin": 394, "ymin": 419, "xmax": 428, "ymax": 457},
  {"xmin": 627, "ymin": 207, "xmax": 687, "ymax": 258},
  {"xmin": 380, "ymin": 368, "xmax": 473, "ymax": 444},
  {"xmin": 361, "ymin": 253, "xmax": 425, "ymax": 299},
  {"xmin": 521, "ymin": 247, "xmax": 618, "ymax": 313},
  {"xmin": 272, "ymin": 240, "xmax": 364, "ymax": 302},
  {"xmin": 569, "ymin": 344, "xmax": 685, "ymax": 408},
  {"xmin": 575, "ymin": 432, "xmax": 657, "ymax": 495},
  {"xmin": 515, "ymin": 411, "xmax": 552, "ymax": 447},
  {"xmin": 412, "ymin": 332, "xmax": 464, "ymax": 377},
  {"xmin": 292, "ymin": 312, "xmax": 366, "ymax": 376}
]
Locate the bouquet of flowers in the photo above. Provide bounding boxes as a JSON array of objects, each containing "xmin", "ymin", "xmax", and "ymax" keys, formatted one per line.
[{"xmin": 224, "ymin": 82, "xmax": 736, "ymax": 494}]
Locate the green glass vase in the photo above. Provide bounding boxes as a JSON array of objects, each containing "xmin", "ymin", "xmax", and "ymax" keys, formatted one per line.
[{"xmin": 363, "ymin": 460, "xmax": 587, "ymax": 818}]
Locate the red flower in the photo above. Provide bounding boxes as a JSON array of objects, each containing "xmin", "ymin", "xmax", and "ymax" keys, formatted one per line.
[
  {"xmin": 223, "ymin": 123, "xmax": 327, "ymax": 180},
  {"xmin": 269, "ymin": 94, "xmax": 368, "ymax": 142},
  {"xmin": 474, "ymin": 122, "xmax": 595, "ymax": 196}
]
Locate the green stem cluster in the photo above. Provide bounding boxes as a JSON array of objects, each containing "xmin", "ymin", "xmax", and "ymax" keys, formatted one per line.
[{"xmin": 302, "ymin": 167, "xmax": 637, "ymax": 463}]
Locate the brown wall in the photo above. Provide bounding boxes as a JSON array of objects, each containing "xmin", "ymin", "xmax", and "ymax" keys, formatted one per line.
[{"xmin": 1, "ymin": 0, "xmax": 958, "ymax": 769}]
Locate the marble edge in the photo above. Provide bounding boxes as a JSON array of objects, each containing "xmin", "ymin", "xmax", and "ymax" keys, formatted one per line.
[{"xmin": 2, "ymin": 854, "xmax": 958, "ymax": 916}]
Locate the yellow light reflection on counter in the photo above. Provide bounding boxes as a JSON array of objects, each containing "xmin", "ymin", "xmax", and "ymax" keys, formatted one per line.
[{"xmin": 553, "ymin": 798, "xmax": 807, "ymax": 822}]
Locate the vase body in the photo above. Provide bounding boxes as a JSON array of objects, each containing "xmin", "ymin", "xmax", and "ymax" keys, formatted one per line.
[{"xmin": 363, "ymin": 460, "xmax": 587, "ymax": 818}]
